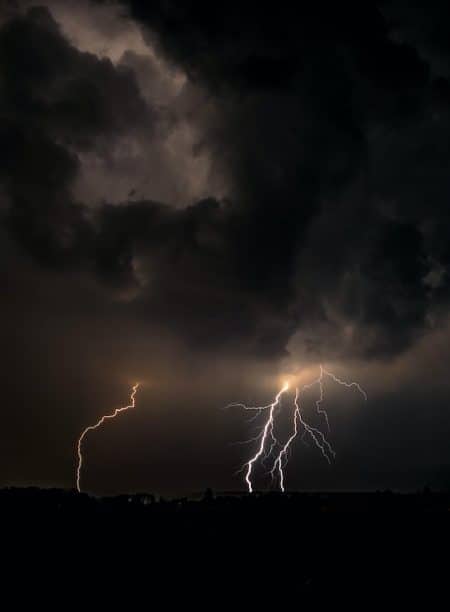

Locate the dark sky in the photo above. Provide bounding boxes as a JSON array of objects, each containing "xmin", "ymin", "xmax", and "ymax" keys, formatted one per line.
[{"xmin": 2, "ymin": 0, "xmax": 450, "ymax": 495}]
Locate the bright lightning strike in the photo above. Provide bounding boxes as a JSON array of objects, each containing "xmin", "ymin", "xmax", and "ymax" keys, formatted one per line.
[
  {"xmin": 227, "ymin": 382, "xmax": 289, "ymax": 493},
  {"xmin": 229, "ymin": 367, "xmax": 366, "ymax": 493},
  {"xmin": 271, "ymin": 387, "xmax": 336, "ymax": 492},
  {"xmin": 76, "ymin": 383, "xmax": 140, "ymax": 493}
]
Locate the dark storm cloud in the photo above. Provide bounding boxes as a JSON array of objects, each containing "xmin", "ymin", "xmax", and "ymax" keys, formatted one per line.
[
  {"xmin": 0, "ymin": 6, "xmax": 153, "ymax": 147},
  {"xmin": 99, "ymin": 0, "xmax": 450, "ymax": 358},
  {"xmin": 2, "ymin": 1, "xmax": 450, "ymax": 360},
  {"xmin": 0, "ymin": 6, "xmax": 153, "ymax": 265},
  {"xmin": 381, "ymin": 1, "xmax": 450, "ymax": 76},
  {"xmin": 0, "ymin": 5, "xmax": 302, "ymax": 355}
]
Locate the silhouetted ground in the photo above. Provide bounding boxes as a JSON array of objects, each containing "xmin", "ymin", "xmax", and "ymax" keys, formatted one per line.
[
  {"xmin": 2, "ymin": 487, "xmax": 449, "ymax": 605},
  {"xmin": 3, "ymin": 485, "xmax": 449, "ymax": 511}
]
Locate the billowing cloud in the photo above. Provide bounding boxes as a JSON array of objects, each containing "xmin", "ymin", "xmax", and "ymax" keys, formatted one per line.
[{"xmin": 2, "ymin": 2, "xmax": 450, "ymax": 361}]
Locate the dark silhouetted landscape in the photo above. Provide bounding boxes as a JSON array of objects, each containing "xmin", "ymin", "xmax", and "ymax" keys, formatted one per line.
[{"xmin": 2, "ymin": 486, "xmax": 449, "ymax": 603}]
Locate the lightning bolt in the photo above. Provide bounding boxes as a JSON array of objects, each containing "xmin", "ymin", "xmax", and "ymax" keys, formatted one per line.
[
  {"xmin": 230, "ymin": 366, "xmax": 366, "ymax": 493},
  {"xmin": 76, "ymin": 382, "xmax": 140, "ymax": 493},
  {"xmin": 300, "ymin": 365, "xmax": 329, "ymax": 431},
  {"xmin": 322, "ymin": 368, "xmax": 368, "ymax": 401},
  {"xmin": 271, "ymin": 387, "xmax": 335, "ymax": 492},
  {"xmin": 227, "ymin": 383, "xmax": 288, "ymax": 493}
]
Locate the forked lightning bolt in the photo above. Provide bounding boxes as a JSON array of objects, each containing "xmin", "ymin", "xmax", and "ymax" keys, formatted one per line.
[
  {"xmin": 301, "ymin": 365, "xmax": 328, "ymax": 431},
  {"xmin": 76, "ymin": 383, "xmax": 140, "ymax": 493},
  {"xmin": 242, "ymin": 383, "xmax": 288, "ymax": 493},
  {"xmin": 228, "ymin": 366, "xmax": 366, "ymax": 492},
  {"xmin": 271, "ymin": 387, "xmax": 336, "ymax": 492}
]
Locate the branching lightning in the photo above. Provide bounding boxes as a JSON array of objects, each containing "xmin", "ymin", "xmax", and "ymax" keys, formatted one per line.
[
  {"xmin": 228, "ymin": 366, "xmax": 366, "ymax": 493},
  {"xmin": 227, "ymin": 383, "xmax": 288, "ymax": 493},
  {"xmin": 243, "ymin": 383, "xmax": 288, "ymax": 493},
  {"xmin": 322, "ymin": 368, "xmax": 368, "ymax": 401},
  {"xmin": 271, "ymin": 387, "xmax": 335, "ymax": 492},
  {"xmin": 76, "ymin": 383, "xmax": 140, "ymax": 493}
]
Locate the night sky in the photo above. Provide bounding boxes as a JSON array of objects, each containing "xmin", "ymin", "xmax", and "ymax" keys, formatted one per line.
[{"xmin": 2, "ymin": 0, "xmax": 450, "ymax": 496}]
